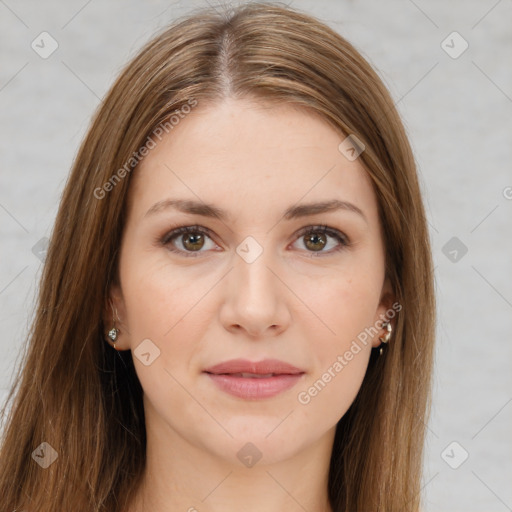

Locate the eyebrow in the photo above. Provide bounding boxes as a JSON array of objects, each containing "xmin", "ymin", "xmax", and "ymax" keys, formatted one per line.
[{"xmin": 144, "ymin": 198, "xmax": 368, "ymax": 224}]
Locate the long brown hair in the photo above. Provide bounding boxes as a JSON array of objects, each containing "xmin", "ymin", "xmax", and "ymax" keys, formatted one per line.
[{"xmin": 0, "ymin": 2, "xmax": 435, "ymax": 510}]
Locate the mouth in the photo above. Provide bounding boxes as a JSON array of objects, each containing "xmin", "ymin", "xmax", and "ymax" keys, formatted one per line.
[
  {"xmin": 219, "ymin": 372, "xmax": 281, "ymax": 378},
  {"xmin": 203, "ymin": 359, "xmax": 305, "ymax": 399}
]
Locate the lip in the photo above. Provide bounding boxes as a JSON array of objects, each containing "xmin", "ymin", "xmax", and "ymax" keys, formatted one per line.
[
  {"xmin": 203, "ymin": 358, "xmax": 305, "ymax": 399},
  {"xmin": 204, "ymin": 358, "xmax": 304, "ymax": 375}
]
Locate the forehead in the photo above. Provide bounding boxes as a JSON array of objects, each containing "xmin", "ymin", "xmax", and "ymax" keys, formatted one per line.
[{"xmin": 127, "ymin": 98, "xmax": 379, "ymax": 226}]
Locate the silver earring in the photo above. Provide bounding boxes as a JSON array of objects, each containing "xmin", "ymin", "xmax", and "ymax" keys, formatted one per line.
[
  {"xmin": 378, "ymin": 321, "xmax": 392, "ymax": 356},
  {"xmin": 106, "ymin": 303, "xmax": 120, "ymax": 350}
]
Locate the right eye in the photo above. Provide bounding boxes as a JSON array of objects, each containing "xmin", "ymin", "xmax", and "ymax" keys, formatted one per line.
[{"xmin": 160, "ymin": 225, "xmax": 219, "ymax": 257}]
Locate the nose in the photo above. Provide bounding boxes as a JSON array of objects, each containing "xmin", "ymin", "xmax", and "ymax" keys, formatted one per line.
[{"xmin": 219, "ymin": 247, "xmax": 291, "ymax": 338}]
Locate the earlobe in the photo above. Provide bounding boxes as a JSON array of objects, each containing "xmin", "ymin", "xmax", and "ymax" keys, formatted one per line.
[
  {"xmin": 103, "ymin": 284, "xmax": 127, "ymax": 351},
  {"xmin": 372, "ymin": 277, "xmax": 397, "ymax": 351}
]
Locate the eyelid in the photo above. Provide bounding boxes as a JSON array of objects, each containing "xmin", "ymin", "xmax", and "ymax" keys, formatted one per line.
[{"xmin": 159, "ymin": 223, "xmax": 350, "ymax": 257}]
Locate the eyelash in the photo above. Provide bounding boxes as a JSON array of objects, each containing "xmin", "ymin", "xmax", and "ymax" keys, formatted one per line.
[{"xmin": 158, "ymin": 224, "xmax": 350, "ymax": 258}]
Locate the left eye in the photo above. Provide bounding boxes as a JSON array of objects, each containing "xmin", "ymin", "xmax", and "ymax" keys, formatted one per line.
[
  {"xmin": 160, "ymin": 224, "xmax": 349, "ymax": 257},
  {"xmin": 292, "ymin": 225, "xmax": 349, "ymax": 256}
]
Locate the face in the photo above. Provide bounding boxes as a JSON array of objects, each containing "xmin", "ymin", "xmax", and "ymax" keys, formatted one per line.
[{"xmin": 108, "ymin": 97, "xmax": 394, "ymax": 467}]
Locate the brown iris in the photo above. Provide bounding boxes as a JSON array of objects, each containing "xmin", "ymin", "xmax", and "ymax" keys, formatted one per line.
[
  {"xmin": 181, "ymin": 232, "xmax": 205, "ymax": 251},
  {"xmin": 303, "ymin": 232, "xmax": 327, "ymax": 252}
]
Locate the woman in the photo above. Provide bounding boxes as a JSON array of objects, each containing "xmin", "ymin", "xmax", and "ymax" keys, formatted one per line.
[{"xmin": 0, "ymin": 2, "xmax": 435, "ymax": 511}]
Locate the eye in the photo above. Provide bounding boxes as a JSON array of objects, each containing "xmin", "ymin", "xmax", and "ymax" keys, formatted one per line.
[
  {"xmin": 291, "ymin": 224, "xmax": 350, "ymax": 257},
  {"xmin": 160, "ymin": 225, "xmax": 217, "ymax": 257},
  {"xmin": 159, "ymin": 224, "xmax": 350, "ymax": 257}
]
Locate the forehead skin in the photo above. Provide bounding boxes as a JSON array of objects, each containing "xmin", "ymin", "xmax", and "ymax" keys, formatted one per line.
[{"xmin": 125, "ymin": 97, "xmax": 383, "ymax": 254}]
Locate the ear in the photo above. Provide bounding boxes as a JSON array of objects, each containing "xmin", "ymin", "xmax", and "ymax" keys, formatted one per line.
[
  {"xmin": 103, "ymin": 282, "xmax": 129, "ymax": 351},
  {"xmin": 371, "ymin": 276, "xmax": 397, "ymax": 348}
]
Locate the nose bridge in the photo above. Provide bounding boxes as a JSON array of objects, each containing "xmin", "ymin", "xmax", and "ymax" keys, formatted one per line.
[
  {"xmin": 222, "ymin": 234, "xmax": 287, "ymax": 334},
  {"xmin": 232, "ymin": 237, "xmax": 280, "ymax": 302}
]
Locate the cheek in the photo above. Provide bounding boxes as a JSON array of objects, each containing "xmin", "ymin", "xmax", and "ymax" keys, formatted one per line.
[
  {"xmin": 119, "ymin": 256, "xmax": 212, "ymax": 410},
  {"xmin": 293, "ymin": 264, "xmax": 381, "ymax": 408},
  {"xmin": 296, "ymin": 346, "xmax": 370, "ymax": 432},
  {"xmin": 294, "ymin": 276, "xmax": 377, "ymax": 419},
  {"xmin": 302, "ymin": 264, "xmax": 383, "ymax": 347},
  {"xmin": 120, "ymin": 247, "xmax": 215, "ymax": 339},
  {"xmin": 118, "ymin": 250, "xmax": 227, "ymax": 406}
]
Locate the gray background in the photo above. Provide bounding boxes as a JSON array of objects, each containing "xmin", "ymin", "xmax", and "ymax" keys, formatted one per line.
[{"xmin": 1, "ymin": 0, "xmax": 511, "ymax": 510}]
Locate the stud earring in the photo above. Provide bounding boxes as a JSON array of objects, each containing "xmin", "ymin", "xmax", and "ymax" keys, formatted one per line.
[
  {"xmin": 378, "ymin": 321, "xmax": 392, "ymax": 356},
  {"xmin": 106, "ymin": 302, "xmax": 120, "ymax": 350}
]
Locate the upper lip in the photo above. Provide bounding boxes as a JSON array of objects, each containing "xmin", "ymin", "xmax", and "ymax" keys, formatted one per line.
[{"xmin": 204, "ymin": 358, "xmax": 304, "ymax": 375}]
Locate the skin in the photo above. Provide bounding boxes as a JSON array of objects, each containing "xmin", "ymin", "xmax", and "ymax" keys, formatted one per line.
[{"xmin": 107, "ymin": 97, "xmax": 395, "ymax": 512}]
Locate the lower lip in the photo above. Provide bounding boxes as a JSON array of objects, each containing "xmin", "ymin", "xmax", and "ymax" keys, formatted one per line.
[{"xmin": 205, "ymin": 373, "xmax": 304, "ymax": 399}]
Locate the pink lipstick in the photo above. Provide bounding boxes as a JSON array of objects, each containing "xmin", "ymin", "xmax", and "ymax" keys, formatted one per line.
[{"xmin": 203, "ymin": 358, "xmax": 305, "ymax": 399}]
